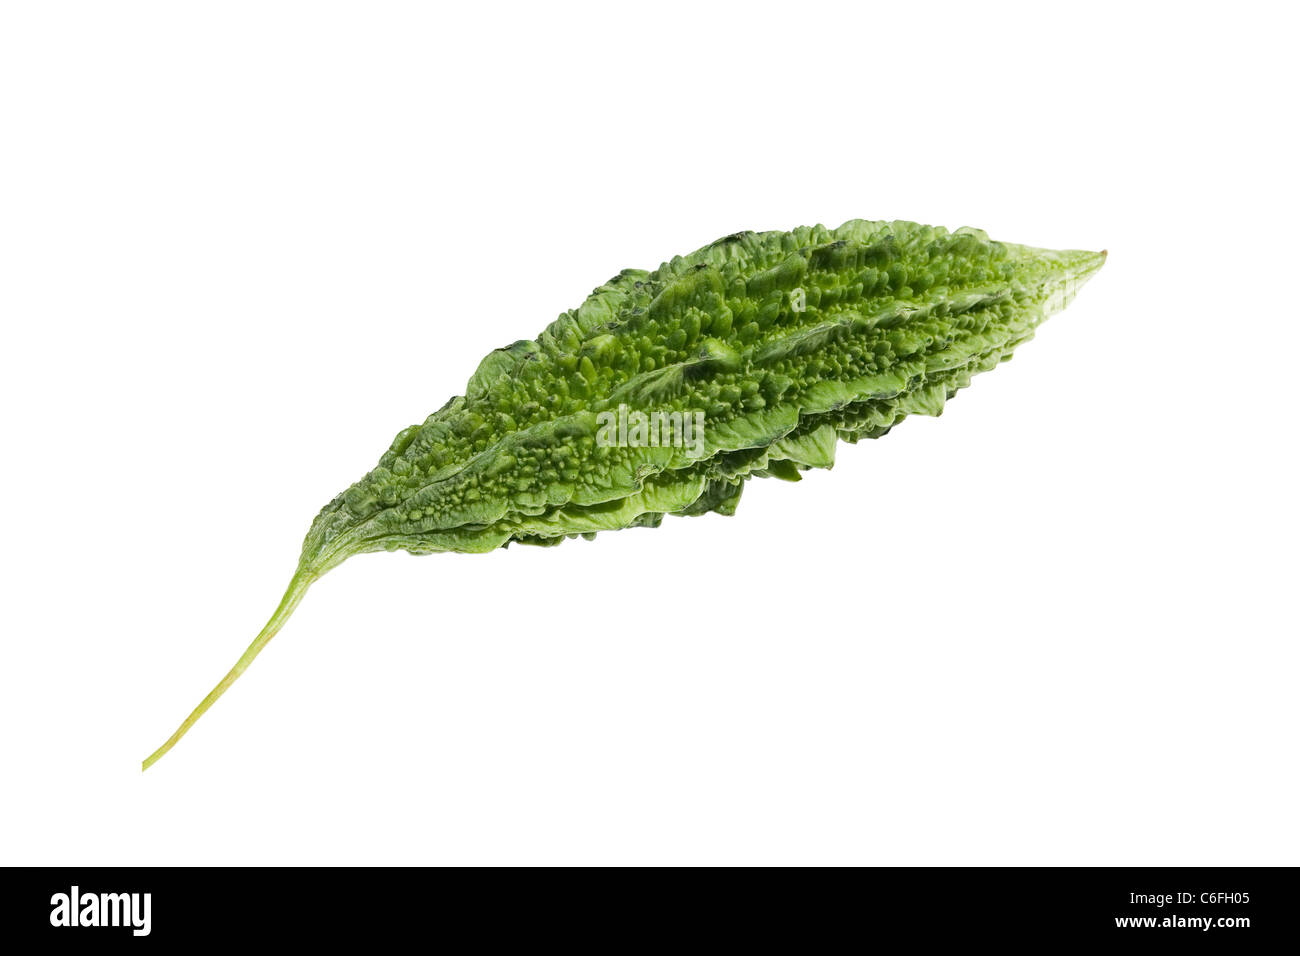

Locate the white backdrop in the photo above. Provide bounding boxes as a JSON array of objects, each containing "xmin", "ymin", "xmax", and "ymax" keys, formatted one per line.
[{"xmin": 2, "ymin": 1, "xmax": 1295, "ymax": 866}]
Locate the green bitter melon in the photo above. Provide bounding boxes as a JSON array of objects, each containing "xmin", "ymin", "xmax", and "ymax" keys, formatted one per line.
[{"xmin": 144, "ymin": 219, "xmax": 1105, "ymax": 768}]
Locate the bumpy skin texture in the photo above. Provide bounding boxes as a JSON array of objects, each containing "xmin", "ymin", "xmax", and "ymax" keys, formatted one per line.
[
  {"xmin": 302, "ymin": 219, "xmax": 1105, "ymax": 574},
  {"xmin": 143, "ymin": 219, "xmax": 1104, "ymax": 769}
]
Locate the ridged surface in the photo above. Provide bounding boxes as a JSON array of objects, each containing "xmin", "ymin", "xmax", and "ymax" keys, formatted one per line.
[{"xmin": 301, "ymin": 219, "xmax": 1105, "ymax": 572}]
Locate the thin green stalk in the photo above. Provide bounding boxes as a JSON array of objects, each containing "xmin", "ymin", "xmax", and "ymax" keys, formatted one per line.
[{"xmin": 142, "ymin": 569, "xmax": 316, "ymax": 770}]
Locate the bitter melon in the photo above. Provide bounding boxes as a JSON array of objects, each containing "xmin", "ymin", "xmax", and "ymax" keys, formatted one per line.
[{"xmin": 143, "ymin": 219, "xmax": 1105, "ymax": 768}]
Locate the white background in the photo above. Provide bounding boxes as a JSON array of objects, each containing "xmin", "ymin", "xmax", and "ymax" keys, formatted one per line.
[{"xmin": 2, "ymin": 1, "xmax": 1296, "ymax": 866}]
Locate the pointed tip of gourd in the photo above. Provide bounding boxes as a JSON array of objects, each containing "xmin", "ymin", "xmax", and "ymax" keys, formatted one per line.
[
  {"xmin": 1039, "ymin": 247, "xmax": 1106, "ymax": 316},
  {"xmin": 1076, "ymin": 247, "xmax": 1107, "ymax": 277},
  {"xmin": 1079, "ymin": 247, "xmax": 1108, "ymax": 282}
]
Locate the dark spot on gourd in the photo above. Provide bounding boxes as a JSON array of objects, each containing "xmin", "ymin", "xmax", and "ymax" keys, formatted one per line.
[{"xmin": 710, "ymin": 231, "xmax": 753, "ymax": 246}]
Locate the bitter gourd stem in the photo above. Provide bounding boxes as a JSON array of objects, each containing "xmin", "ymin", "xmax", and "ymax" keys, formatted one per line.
[{"xmin": 141, "ymin": 568, "xmax": 316, "ymax": 770}]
